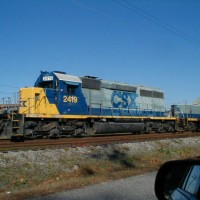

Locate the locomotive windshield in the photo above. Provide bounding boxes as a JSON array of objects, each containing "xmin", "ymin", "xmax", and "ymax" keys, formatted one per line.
[
  {"xmin": 35, "ymin": 75, "xmax": 57, "ymax": 88},
  {"xmin": 38, "ymin": 81, "xmax": 54, "ymax": 89}
]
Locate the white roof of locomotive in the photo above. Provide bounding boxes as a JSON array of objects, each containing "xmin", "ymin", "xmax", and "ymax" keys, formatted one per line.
[
  {"xmin": 53, "ymin": 72, "xmax": 163, "ymax": 93},
  {"xmin": 54, "ymin": 72, "xmax": 81, "ymax": 83}
]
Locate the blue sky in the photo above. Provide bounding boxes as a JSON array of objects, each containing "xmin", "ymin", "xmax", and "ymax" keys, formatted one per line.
[{"xmin": 0, "ymin": 0, "xmax": 200, "ymax": 107}]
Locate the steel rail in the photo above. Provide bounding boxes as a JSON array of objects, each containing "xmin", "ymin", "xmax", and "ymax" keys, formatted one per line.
[{"xmin": 0, "ymin": 132, "xmax": 200, "ymax": 151}]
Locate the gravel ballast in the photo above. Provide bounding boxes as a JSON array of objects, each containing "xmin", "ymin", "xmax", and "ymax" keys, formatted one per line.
[{"xmin": 0, "ymin": 137, "xmax": 200, "ymax": 171}]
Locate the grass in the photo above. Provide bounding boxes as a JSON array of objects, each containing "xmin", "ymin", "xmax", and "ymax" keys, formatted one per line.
[{"xmin": 0, "ymin": 140, "xmax": 200, "ymax": 200}]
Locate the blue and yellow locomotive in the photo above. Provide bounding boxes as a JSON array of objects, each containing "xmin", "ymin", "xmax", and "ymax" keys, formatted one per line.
[{"xmin": 0, "ymin": 71, "xmax": 200, "ymax": 139}]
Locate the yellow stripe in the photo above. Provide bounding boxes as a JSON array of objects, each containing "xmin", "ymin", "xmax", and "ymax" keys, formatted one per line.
[
  {"xmin": 24, "ymin": 114, "xmax": 180, "ymax": 121},
  {"xmin": 150, "ymin": 117, "xmax": 176, "ymax": 120},
  {"xmin": 25, "ymin": 114, "xmax": 148, "ymax": 119},
  {"xmin": 187, "ymin": 118, "xmax": 199, "ymax": 122}
]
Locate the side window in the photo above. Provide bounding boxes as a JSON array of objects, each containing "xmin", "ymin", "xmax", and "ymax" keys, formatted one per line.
[
  {"xmin": 67, "ymin": 85, "xmax": 77, "ymax": 95},
  {"xmin": 182, "ymin": 166, "xmax": 200, "ymax": 196}
]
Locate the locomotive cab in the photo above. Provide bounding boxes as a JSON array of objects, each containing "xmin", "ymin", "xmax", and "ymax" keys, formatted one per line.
[{"xmin": 19, "ymin": 71, "xmax": 88, "ymax": 117}]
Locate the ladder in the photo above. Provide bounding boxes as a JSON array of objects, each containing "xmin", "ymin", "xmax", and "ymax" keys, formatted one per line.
[{"xmin": 11, "ymin": 112, "xmax": 23, "ymax": 137}]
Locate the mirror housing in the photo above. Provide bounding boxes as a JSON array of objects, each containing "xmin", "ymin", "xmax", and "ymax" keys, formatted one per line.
[{"xmin": 155, "ymin": 159, "xmax": 200, "ymax": 200}]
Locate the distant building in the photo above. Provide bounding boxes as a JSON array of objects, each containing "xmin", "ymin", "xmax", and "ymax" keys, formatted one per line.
[
  {"xmin": 0, "ymin": 104, "xmax": 19, "ymax": 112},
  {"xmin": 193, "ymin": 97, "xmax": 200, "ymax": 106}
]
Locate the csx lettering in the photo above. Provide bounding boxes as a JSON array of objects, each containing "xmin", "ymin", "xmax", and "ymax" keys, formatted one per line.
[
  {"xmin": 63, "ymin": 96, "xmax": 78, "ymax": 103},
  {"xmin": 111, "ymin": 91, "xmax": 137, "ymax": 109}
]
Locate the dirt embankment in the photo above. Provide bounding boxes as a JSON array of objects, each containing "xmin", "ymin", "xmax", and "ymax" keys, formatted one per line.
[{"xmin": 1, "ymin": 136, "xmax": 200, "ymax": 200}]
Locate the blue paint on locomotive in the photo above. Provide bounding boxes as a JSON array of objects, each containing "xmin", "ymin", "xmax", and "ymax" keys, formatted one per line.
[
  {"xmin": 34, "ymin": 71, "xmax": 88, "ymax": 115},
  {"xmin": 89, "ymin": 107, "xmax": 164, "ymax": 117},
  {"xmin": 34, "ymin": 71, "xmax": 57, "ymax": 104},
  {"xmin": 57, "ymin": 81, "xmax": 88, "ymax": 115}
]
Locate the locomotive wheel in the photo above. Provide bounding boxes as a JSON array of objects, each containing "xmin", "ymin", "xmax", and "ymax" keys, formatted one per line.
[
  {"xmin": 144, "ymin": 127, "xmax": 152, "ymax": 134},
  {"xmin": 49, "ymin": 129, "xmax": 60, "ymax": 138},
  {"xmin": 157, "ymin": 126, "xmax": 163, "ymax": 133}
]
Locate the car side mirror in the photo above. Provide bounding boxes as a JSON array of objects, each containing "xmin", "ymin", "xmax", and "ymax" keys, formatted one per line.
[{"xmin": 154, "ymin": 159, "xmax": 200, "ymax": 200}]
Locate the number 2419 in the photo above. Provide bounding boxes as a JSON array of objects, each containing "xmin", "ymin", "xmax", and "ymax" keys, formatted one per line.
[{"xmin": 63, "ymin": 96, "xmax": 78, "ymax": 103}]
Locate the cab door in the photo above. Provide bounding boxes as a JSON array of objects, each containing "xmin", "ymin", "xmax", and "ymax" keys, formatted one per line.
[{"xmin": 57, "ymin": 81, "xmax": 88, "ymax": 115}]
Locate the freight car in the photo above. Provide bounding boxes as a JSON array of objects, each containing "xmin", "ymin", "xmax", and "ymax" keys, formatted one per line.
[{"xmin": 0, "ymin": 71, "xmax": 200, "ymax": 139}]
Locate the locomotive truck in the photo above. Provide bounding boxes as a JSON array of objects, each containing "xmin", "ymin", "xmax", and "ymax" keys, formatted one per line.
[{"xmin": 0, "ymin": 71, "xmax": 200, "ymax": 139}]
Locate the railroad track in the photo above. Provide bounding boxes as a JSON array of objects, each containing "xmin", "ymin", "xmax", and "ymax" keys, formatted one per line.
[{"xmin": 0, "ymin": 132, "xmax": 200, "ymax": 151}]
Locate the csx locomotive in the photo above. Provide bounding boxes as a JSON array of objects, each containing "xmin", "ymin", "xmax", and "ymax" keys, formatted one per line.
[{"xmin": 0, "ymin": 71, "xmax": 200, "ymax": 139}]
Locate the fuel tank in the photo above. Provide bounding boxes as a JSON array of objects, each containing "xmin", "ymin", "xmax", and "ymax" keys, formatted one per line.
[{"xmin": 93, "ymin": 122, "xmax": 144, "ymax": 134}]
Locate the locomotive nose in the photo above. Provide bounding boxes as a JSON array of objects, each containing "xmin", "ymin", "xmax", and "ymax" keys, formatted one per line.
[{"xmin": 19, "ymin": 87, "xmax": 59, "ymax": 115}]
